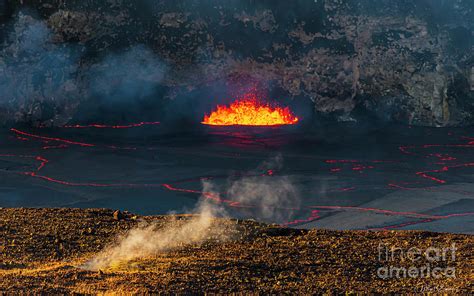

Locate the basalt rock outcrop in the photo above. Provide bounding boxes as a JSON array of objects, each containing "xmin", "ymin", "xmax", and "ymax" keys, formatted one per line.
[{"xmin": 0, "ymin": 0, "xmax": 473, "ymax": 127}]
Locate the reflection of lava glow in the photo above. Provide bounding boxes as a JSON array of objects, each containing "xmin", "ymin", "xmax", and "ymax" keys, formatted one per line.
[{"xmin": 202, "ymin": 94, "xmax": 299, "ymax": 126}]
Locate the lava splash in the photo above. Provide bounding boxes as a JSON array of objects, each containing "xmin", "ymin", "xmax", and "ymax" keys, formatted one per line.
[{"xmin": 202, "ymin": 94, "xmax": 299, "ymax": 126}]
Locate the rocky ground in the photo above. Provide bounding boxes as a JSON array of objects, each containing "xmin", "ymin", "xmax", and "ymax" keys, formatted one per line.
[{"xmin": 0, "ymin": 208, "xmax": 472, "ymax": 293}]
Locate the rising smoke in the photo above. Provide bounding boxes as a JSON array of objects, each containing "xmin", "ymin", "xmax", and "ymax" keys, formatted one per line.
[{"xmin": 83, "ymin": 198, "xmax": 230, "ymax": 271}]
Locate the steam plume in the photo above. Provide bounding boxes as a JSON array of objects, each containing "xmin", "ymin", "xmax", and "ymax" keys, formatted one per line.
[{"xmin": 82, "ymin": 199, "xmax": 230, "ymax": 271}]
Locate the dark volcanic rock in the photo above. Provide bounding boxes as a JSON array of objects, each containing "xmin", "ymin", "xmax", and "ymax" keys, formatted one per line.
[
  {"xmin": 0, "ymin": 0, "xmax": 473, "ymax": 127},
  {"xmin": 113, "ymin": 210, "xmax": 124, "ymax": 221}
]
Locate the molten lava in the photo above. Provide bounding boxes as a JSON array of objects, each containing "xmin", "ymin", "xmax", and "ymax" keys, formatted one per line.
[{"xmin": 202, "ymin": 95, "xmax": 299, "ymax": 126}]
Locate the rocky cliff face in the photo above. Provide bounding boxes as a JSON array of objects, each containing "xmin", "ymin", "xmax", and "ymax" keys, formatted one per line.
[{"xmin": 0, "ymin": 0, "xmax": 473, "ymax": 127}]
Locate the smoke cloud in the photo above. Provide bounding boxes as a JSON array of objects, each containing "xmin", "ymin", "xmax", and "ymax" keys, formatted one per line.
[
  {"xmin": 76, "ymin": 44, "xmax": 168, "ymax": 123},
  {"xmin": 0, "ymin": 11, "xmax": 168, "ymax": 125},
  {"xmin": 88, "ymin": 45, "xmax": 166, "ymax": 105}
]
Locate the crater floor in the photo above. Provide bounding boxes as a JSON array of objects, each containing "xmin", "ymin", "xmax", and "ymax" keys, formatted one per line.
[{"xmin": 0, "ymin": 124, "xmax": 473, "ymax": 233}]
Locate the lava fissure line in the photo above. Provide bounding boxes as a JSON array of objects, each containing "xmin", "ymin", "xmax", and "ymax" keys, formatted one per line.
[
  {"xmin": 0, "ymin": 154, "xmax": 48, "ymax": 172},
  {"xmin": 11, "ymin": 128, "xmax": 140, "ymax": 150},
  {"xmin": 10, "ymin": 128, "xmax": 95, "ymax": 147},
  {"xmin": 282, "ymin": 210, "xmax": 321, "ymax": 226},
  {"xmin": 61, "ymin": 121, "xmax": 161, "ymax": 129},
  {"xmin": 27, "ymin": 172, "xmax": 163, "ymax": 188},
  {"xmin": 416, "ymin": 162, "xmax": 474, "ymax": 184}
]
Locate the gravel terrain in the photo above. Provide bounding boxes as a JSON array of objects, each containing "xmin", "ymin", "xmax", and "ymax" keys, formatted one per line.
[{"xmin": 1, "ymin": 208, "xmax": 472, "ymax": 293}]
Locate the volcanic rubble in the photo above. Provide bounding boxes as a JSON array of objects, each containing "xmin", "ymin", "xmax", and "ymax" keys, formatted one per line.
[{"xmin": 0, "ymin": 208, "xmax": 473, "ymax": 293}]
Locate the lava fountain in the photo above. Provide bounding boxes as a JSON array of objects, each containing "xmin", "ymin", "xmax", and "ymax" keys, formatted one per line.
[{"xmin": 202, "ymin": 94, "xmax": 299, "ymax": 126}]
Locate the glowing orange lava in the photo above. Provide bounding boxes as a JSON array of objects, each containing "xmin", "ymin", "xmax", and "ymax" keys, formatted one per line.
[{"xmin": 202, "ymin": 94, "xmax": 299, "ymax": 126}]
